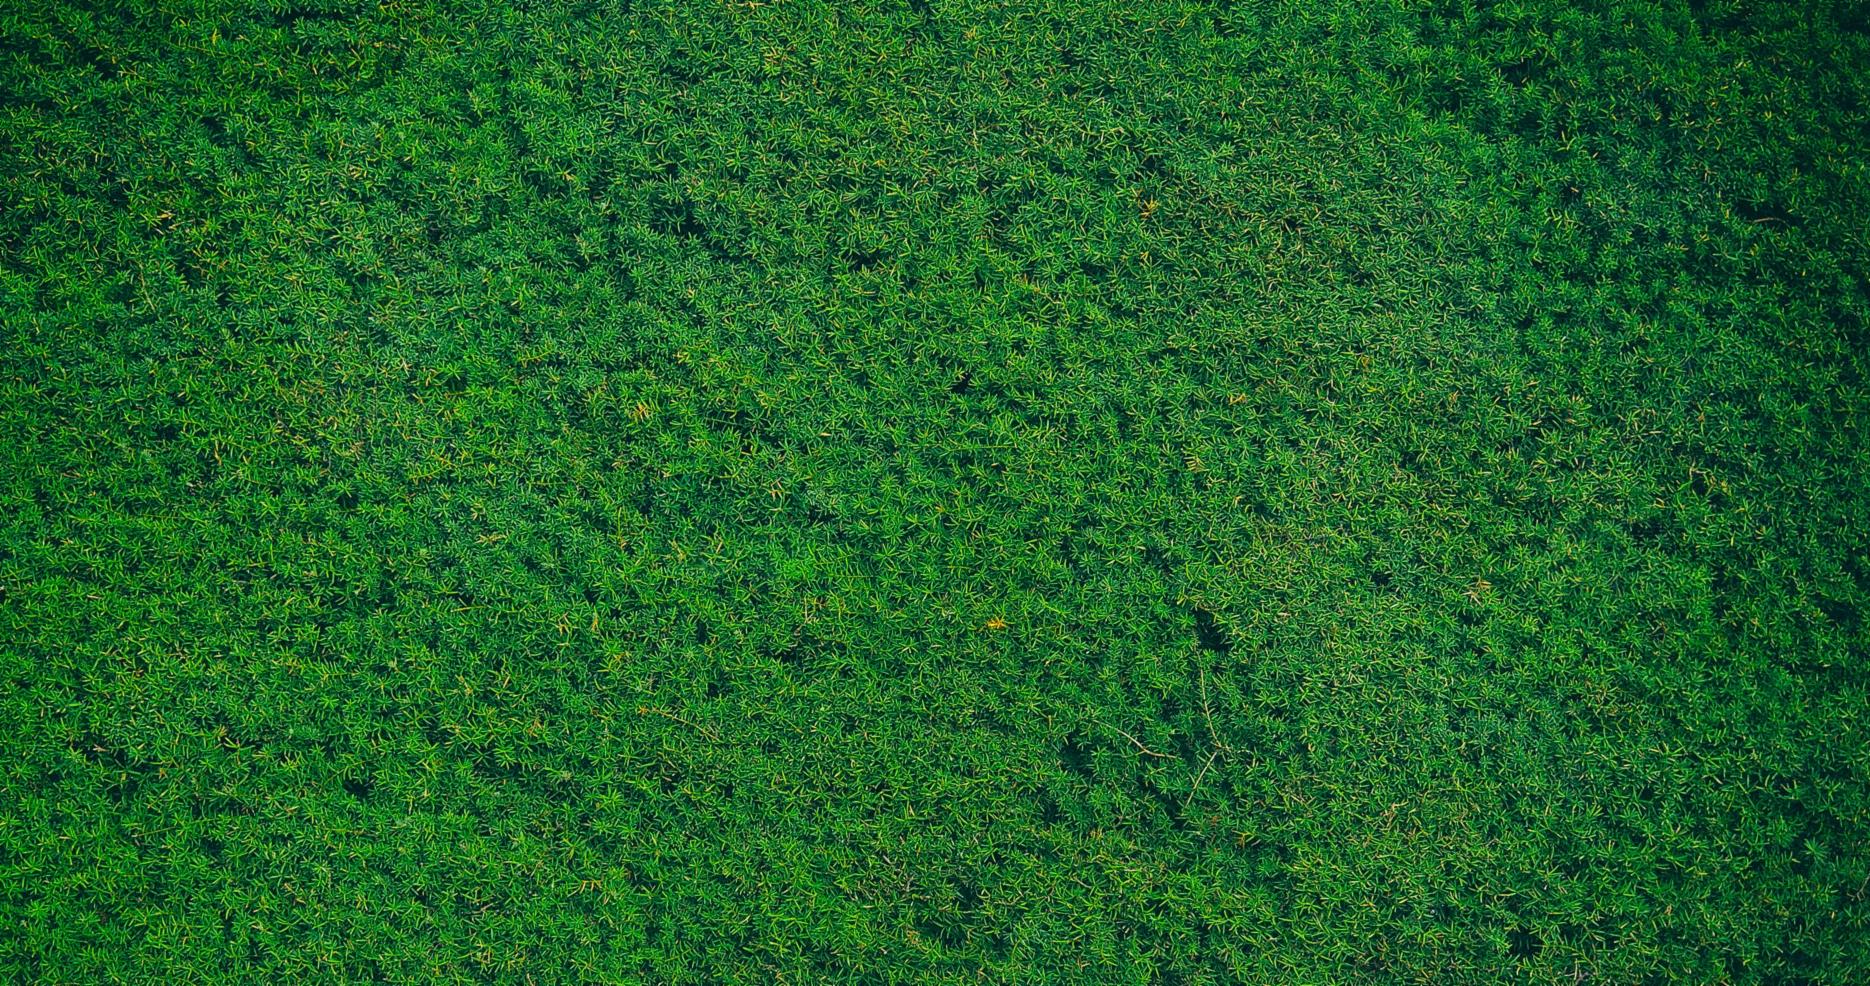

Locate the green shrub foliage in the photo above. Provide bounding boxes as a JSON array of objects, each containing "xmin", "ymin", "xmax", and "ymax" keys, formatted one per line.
[{"xmin": 2, "ymin": 0, "xmax": 1866, "ymax": 981}]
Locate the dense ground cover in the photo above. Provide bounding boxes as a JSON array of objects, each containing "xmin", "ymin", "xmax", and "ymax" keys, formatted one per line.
[{"xmin": 3, "ymin": 0, "xmax": 1867, "ymax": 981}]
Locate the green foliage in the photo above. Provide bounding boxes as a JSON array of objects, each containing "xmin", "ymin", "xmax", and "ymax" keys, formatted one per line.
[{"xmin": 2, "ymin": 0, "xmax": 1867, "ymax": 981}]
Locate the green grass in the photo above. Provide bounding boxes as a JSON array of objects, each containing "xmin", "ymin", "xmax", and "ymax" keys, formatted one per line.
[{"xmin": 3, "ymin": 0, "xmax": 1867, "ymax": 981}]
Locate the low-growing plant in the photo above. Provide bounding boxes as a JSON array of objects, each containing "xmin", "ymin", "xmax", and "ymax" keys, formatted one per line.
[{"xmin": 1, "ymin": 0, "xmax": 1865, "ymax": 981}]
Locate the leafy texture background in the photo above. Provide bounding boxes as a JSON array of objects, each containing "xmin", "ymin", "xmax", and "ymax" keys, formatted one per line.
[{"xmin": 2, "ymin": 0, "xmax": 1866, "ymax": 981}]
